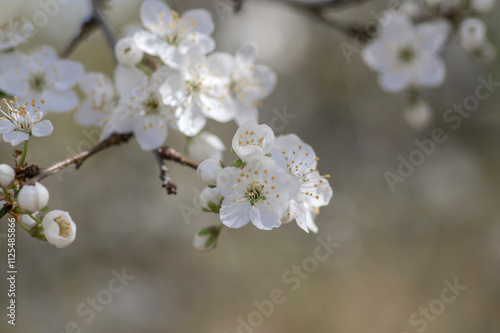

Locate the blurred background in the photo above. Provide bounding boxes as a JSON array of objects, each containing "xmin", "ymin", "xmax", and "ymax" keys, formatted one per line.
[{"xmin": 1, "ymin": 0, "xmax": 500, "ymax": 332}]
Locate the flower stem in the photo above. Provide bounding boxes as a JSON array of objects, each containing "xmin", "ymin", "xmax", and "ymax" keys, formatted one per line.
[
  {"xmin": 2, "ymin": 187, "xmax": 13, "ymax": 202},
  {"xmin": 19, "ymin": 140, "xmax": 29, "ymax": 167}
]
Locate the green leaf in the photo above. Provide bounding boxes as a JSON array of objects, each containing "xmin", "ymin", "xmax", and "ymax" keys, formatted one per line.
[
  {"xmin": 197, "ymin": 228, "xmax": 210, "ymax": 236},
  {"xmin": 0, "ymin": 205, "xmax": 12, "ymax": 219},
  {"xmin": 207, "ymin": 201, "xmax": 220, "ymax": 214},
  {"xmin": 234, "ymin": 159, "xmax": 244, "ymax": 168},
  {"xmin": 205, "ymin": 235, "xmax": 215, "ymax": 248}
]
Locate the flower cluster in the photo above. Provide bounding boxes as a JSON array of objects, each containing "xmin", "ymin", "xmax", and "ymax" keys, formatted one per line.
[
  {"xmin": 0, "ymin": 165, "xmax": 76, "ymax": 249},
  {"xmin": 361, "ymin": 0, "xmax": 496, "ymax": 130},
  {"xmin": 196, "ymin": 121, "xmax": 333, "ymax": 241},
  {"xmin": 74, "ymin": 0, "xmax": 277, "ymax": 151}
]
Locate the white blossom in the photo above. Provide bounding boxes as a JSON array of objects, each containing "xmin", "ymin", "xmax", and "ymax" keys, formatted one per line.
[
  {"xmin": 232, "ymin": 120, "xmax": 274, "ymax": 162},
  {"xmin": 217, "ymin": 157, "xmax": 299, "ymax": 230},
  {"xmin": 0, "ymin": 164, "xmax": 15, "ymax": 187},
  {"xmin": 459, "ymin": 18, "xmax": 487, "ymax": 52},
  {"xmin": 0, "ymin": 45, "xmax": 84, "ymax": 113},
  {"xmin": 271, "ymin": 137, "xmax": 333, "ymax": 233},
  {"xmin": 471, "ymin": 0, "xmax": 495, "ymax": 14},
  {"xmin": 75, "ymin": 72, "xmax": 118, "ymax": 128},
  {"xmin": 111, "ymin": 66, "xmax": 176, "ymax": 150},
  {"xmin": 197, "ymin": 159, "xmax": 223, "ymax": 186},
  {"xmin": 159, "ymin": 46, "xmax": 235, "ymax": 136},
  {"xmin": 0, "ymin": 17, "xmax": 33, "ymax": 52},
  {"xmin": 404, "ymin": 98, "xmax": 433, "ymax": 130},
  {"xmin": 0, "ymin": 97, "xmax": 53, "ymax": 146},
  {"xmin": 18, "ymin": 182, "xmax": 49, "ymax": 213},
  {"xmin": 42, "ymin": 210, "xmax": 76, "ymax": 248},
  {"xmin": 187, "ymin": 131, "xmax": 225, "ymax": 163},
  {"xmin": 225, "ymin": 42, "xmax": 277, "ymax": 125},
  {"xmin": 115, "ymin": 37, "xmax": 144, "ymax": 66},
  {"xmin": 133, "ymin": 0, "xmax": 215, "ymax": 69},
  {"xmin": 362, "ymin": 15, "xmax": 449, "ymax": 92}
]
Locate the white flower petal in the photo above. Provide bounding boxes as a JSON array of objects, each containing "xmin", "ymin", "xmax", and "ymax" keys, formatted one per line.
[
  {"xmin": 207, "ymin": 52, "xmax": 235, "ymax": 77},
  {"xmin": 234, "ymin": 105, "xmax": 258, "ymax": 126},
  {"xmin": 140, "ymin": 0, "xmax": 171, "ymax": 36},
  {"xmin": 133, "ymin": 115, "xmax": 168, "ymax": 151},
  {"xmin": 3, "ymin": 131, "xmax": 29, "ymax": 146},
  {"xmin": 378, "ymin": 67, "xmax": 413, "ymax": 92},
  {"xmin": 114, "ymin": 64, "xmax": 148, "ymax": 96},
  {"xmin": 40, "ymin": 89, "xmax": 79, "ymax": 113},
  {"xmin": 416, "ymin": 20, "xmax": 450, "ymax": 53},
  {"xmin": 32, "ymin": 120, "xmax": 53, "ymax": 137},
  {"xmin": 219, "ymin": 195, "xmax": 252, "ymax": 228},
  {"xmin": 182, "ymin": 9, "xmax": 215, "ymax": 35},
  {"xmin": 46, "ymin": 59, "xmax": 85, "ymax": 90},
  {"xmin": 236, "ymin": 42, "xmax": 258, "ymax": 66},
  {"xmin": 232, "ymin": 120, "xmax": 275, "ymax": 162},
  {"xmin": 254, "ymin": 64, "xmax": 277, "ymax": 99},
  {"xmin": 251, "ymin": 205, "xmax": 282, "ymax": 230},
  {"xmin": 415, "ymin": 54, "xmax": 445, "ymax": 88},
  {"xmin": 175, "ymin": 103, "xmax": 206, "ymax": 137},
  {"xmin": 0, "ymin": 119, "xmax": 16, "ymax": 134},
  {"xmin": 133, "ymin": 30, "xmax": 165, "ymax": 55},
  {"xmin": 179, "ymin": 33, "xmax": 215, "ymax": 55}
]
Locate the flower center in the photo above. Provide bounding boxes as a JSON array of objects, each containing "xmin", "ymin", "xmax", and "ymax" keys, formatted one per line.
[
  {"xmin": 186, "ymin": 80, "xmax": 202, "ymax": 95},
  {"xmin": 244, "ymin": 183, "xmax": 266, "ymax": 206},
  {"xmin": 29, "ymin": 72, "xmax": 46, "ymax": 92},
  {"xmin": 143, "ymin": 94, "xmax": 161, "ymax": 115},
  {"xmin": 398, "ymin": 47, "xmax": 416, "ymax": 64},
  {"xmin": 55, "ymin": 216, "xmax": 71, "ymax": 238}
]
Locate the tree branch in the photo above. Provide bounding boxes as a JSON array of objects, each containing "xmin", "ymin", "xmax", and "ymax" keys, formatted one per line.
[
  {"xmin": 154, "ymin": 146, "xmax": 199, "ymax": 195},
  {"xmin": 60, "ymin": 0, "xmax": 117, "ymax": 58},
  {"xmin": 30, "ymin": 133, "xmax": 133, "ymax": 183}
]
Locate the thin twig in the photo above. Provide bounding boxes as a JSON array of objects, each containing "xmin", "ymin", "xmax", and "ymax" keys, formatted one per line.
[
  {"xmin": 30, "ymin": 133, "xmax": 133, "ymax": 183},
  {"xmin": 153, "ymin": 150, "xmax": 178, "ymax": 195},
  {"xmin": 91, "ymin": 0, "xmax": 117, "ymax": 54},
  {"xmin": 156, "ymin": 146, "xmax": 199, "ymax": 170},
  {"xmin": 60, "ymin": 15, "xmax": 99, "ymax": 58},
  {"xmin": 154, "ymin": 146, "xmax": 199, "ymax": 195}
]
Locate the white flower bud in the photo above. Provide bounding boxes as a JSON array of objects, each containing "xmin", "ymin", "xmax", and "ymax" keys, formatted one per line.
[
  {"xmin": 18, "ymin": 183, "xmax": 49, "ymax": 213},
  {"xmin": 193, "ymin": 229, "xmax": 216, "ymax": 252},
  {"xmin": 187, "ymin": 132, "xmax": 226, "ymax": 164},
  {"xmin": 42, "ymin": 210, "xmax": 76, "ymax": 248},
  {"xmin": 115, "ymin": 37, "xmax": 143, "ymax": 66},
  {"xmin": 404, "ymin": 99, "xmax": 433, "ymax": 131},
  {"xmin": 472, "ymin": 42, "xmax": 497, "ymax": 64},
  {"xmin": 22, "ymin": 212, "xmax": 39, "ymax": 228},
  {"xmin": 199, "ymin": 187, "xmax": 222, "ymax": 211},
  {"xmin": 0, "ymin": 164, "xmax": 15, "ymax": 187},
  {"xmin": 399, "ymin": 1, "xmax": 421, "ymax": 20},
  {"xmin": 459, "ymin": 18, "xmax": 486, "ymax": 52},
  {"xmin": 196, "ymin": 159, "xmax": 223, "ymax": 186},
  {"xmin": 471, "ymin": 0, "xmax": 495, "ymax": 14}
]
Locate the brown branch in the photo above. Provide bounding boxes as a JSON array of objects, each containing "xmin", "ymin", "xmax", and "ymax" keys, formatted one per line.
[
  {"xmin": 154, "ymin": 146, "xmax": 199, "ymax": 195},
  {"xmin": 30, "ymin": 133, "xmax": 133, "ymax": 183},
  {"xmin": 60, "ymin": 0, "xmax": 116, "ymax": 59}
]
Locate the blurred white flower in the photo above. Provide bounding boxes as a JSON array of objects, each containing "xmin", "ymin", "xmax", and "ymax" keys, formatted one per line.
[
  {"xmin": 362, "ymin": 15, "xmax": 449, "ymax": 92},
  {"xmin": 110, "ymin": 66, "xmax": 176, "ymax": 150},
  {"xmin": 196, "ymin": 159, "xmax": 223, "ymax": 186},
  {"xmin": 232, "ymin": 120, "xmax": 274, "ymax": 163},
  {"xmin": 459, "ymin": 18, "xmax": 486, "ymax": 52},
  {"xmin": 159, "ymin": 46, "xmax": 235, "ymax": 136},
  {"xmin": 226, "ymin": 42, "xmax": 277, "ymax": 125},
  {"xmin": 42, "ymin": 210, "xmax": 76, "ymax": 248},
  {"xmin": 18, "ymin": 182, "xmax": 49, "ymax": 213},
  {"xmin": 399, "ymin": 0, "xmax": 422, "ymax": 20},
  {"xmin": 0, "ymin": 164, "xmax": 15, "ymax": 187},
  {"xmin": 404, "ymin": 98, "xmax": 433, "ymax": 130},
  {"xmin": 271, "ymin": 140, "xmax": 332, "ymax": 233},
  {"xmin": 193, "ymin": 228, "xmax": 216, "ymax": 252},
  {"xmin": 0, "ymin": 17, "xmax": 33, "ymax": 52},
  {"xmin": 217, "ymin": 157, "xmax": 299, "ymax": 230},
  {"xmin": 115, "ymin": 37, "xmax": 144, "ymax": 66},
  {"xmin": 134, "ymin": 0, "xmax": 215, "ymax": 69},
  {"xmin": 199, "ymin": 187, "xmax": 222, "ymax": 211},
  {"xmin": 75, "ymin": 72, "xmax": 118, "ymax": 128},
  {"xmin": 0, "ymin": 45, "xmax": 84, "ymax": 113},
  {"xmin": 471, "ymin": 0, "xmax": 495, "ymax": 14},
  {"xmin": 0, "ymin": 97, "xmax": 53, "ymax": 146},
  {"xmin": 187, "ymin": 132, "xmax": 225, "ymax": 163}
]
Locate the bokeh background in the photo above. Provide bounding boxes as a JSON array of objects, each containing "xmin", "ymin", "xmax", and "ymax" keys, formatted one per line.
[{"xmin": 1, "ymin": 0, "xmax": 500, "ymax": 332}]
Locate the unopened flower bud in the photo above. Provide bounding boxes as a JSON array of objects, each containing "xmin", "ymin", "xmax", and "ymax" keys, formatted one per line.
[
  {"xmin": 18, "ymin": 182, "xmax": 49, "ymax": 213},
  {"xmin": 0, "ymin": 164, "xmax": 15, "ymax": 187},
  {"xmin": 193, "ymin": 226, "xmax": 221, "ymax": 252},
  {"xmin": 115, "ymin": 37, "xmax": 143, "ymax": 66},
  {"xmin": 404, "ymin": 98, "xmax": 433, "ymax": 131},
  {"xmin": 196, "ymin": 159, "xmax": 223, "ymax": 186},
  {"xmin": 199, "ymin": 187, "xmax": 222, "ymax": 212}
]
